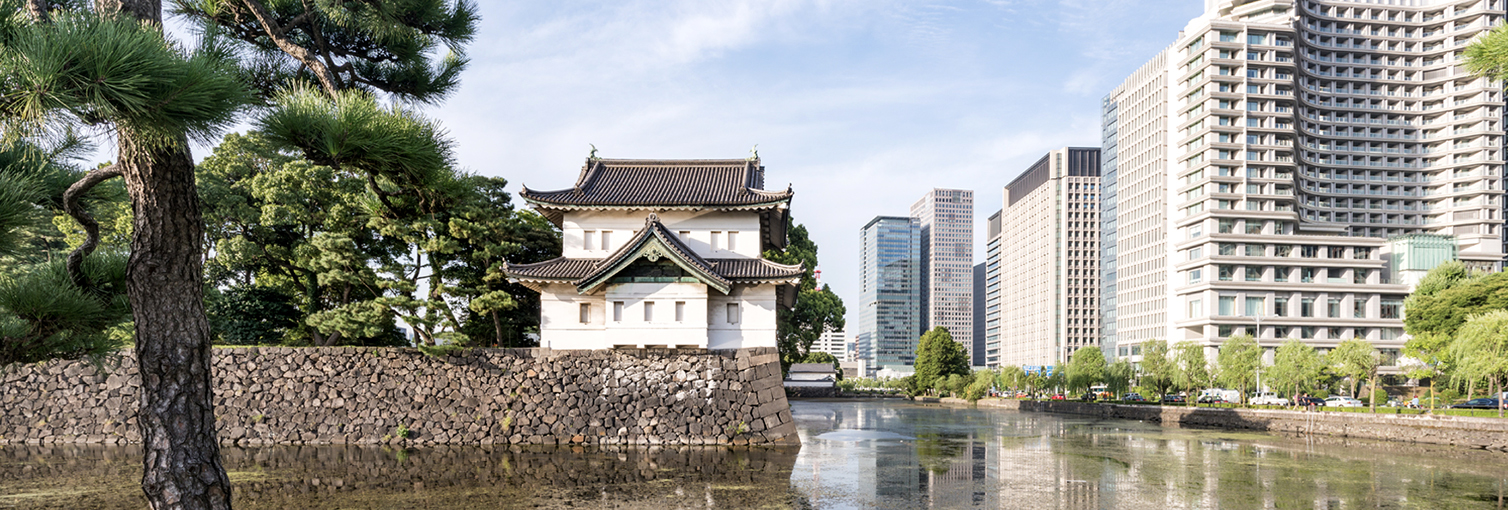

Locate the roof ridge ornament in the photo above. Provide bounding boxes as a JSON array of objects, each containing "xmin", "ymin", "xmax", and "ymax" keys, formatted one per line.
[{"xmin": 748, "ymin": 144, "xmax": 758, "ymax": 161}]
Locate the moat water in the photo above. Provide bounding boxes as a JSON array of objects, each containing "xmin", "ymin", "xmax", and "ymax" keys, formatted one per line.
[{"xmin": 3, "ymin": 399, "xmax": 1507, "ymax": 509}]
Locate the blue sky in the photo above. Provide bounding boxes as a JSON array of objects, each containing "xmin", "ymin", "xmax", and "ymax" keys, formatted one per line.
[
  {"xmin": 127, "ymin": 1, "xmax": 1204, "ymax": 327},
  {"xmin": 429, "ymin": 0, "xmax": 1205, "ymax": 326}
]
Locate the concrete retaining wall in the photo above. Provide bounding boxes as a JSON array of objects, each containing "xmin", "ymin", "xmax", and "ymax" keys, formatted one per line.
[
  {"xmin": 0, "ymin": 347, "xmax": 797, "ymax": 446},
  {"xmin": 937, "ymin": 398, "xmax": 1508, "ymax": 450}
]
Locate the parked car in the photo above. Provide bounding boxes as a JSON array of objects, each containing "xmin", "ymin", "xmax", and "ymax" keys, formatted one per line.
[
  {"xmin": 1250, "ymin": 393, "xmax": 1291, "ymax": 406},
  {"xmin": 1196, "ymin": 395, "xmax": 1226, "ymax": 404},
  {"xmin": 1449, "ymin": 398, "xmax": 1503, "ymax": 410},
  {"xmin": 1296, "ymin": 396, "xmax": 1326, "ymax": 407},
  {"xmin": 1123, "ymin": 393, "xmax": 1146, "ymax": 402},
  {"xmin": 1049, "ymin": 394, "xmax": 1066, "ymax": 401},
  {"xmin": 1324, "ymin": 396, "xmax": 1364, "ymax": 407},
  {"xmin": 1162, "ymin": 394, "xmax": 1186, "ymax": 404}
]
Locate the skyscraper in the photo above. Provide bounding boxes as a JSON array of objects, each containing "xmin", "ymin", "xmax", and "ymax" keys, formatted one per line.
[
  {"xmin": 997, "ymin": 148, "xmax": 1103, "ymax": 367},
  {"xmin": 971, "ymin": 262, "xmax": 986, "ymax": 365},
  {"xmin": 983, "ymin": 211, "xmax": 1004, "ymax": 367},
  {"xmin": 856, "ymin": 216, "xmax": 923, "ymax": 368},
  {"xmin": 911, "ymin": 189, "xmax": 976, "ymax": 365},
  {"xmin": 1102, "ymin": 0, "xmax": 1505, "ymax": 364}
]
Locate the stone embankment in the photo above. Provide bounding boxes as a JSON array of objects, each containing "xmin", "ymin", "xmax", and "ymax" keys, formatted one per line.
[
  {"xmin": 921, "ymin": 397, "xmax": 1508, "ymax": 450},
  {"xmin": 0, "ymin": 347, "xmax": 797, "ymax": 446}
]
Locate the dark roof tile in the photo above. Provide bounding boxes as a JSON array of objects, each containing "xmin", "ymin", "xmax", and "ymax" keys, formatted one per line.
[{"xmin": 521, "ymin": 158, "xmax": 792, "ymax": 208}]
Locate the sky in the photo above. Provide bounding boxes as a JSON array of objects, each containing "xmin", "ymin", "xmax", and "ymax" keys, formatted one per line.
[
  {"xmin": 134, "ymin": 0, "xmax": 1206, "ymax": 327},
  {"xmin": 424, "ymin": 0, "xmax": 1205, "ymax": 326}
]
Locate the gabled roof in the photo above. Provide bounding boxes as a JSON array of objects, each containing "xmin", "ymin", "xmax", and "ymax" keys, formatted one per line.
[
  {"xmin": 503, "ymin": 215, "xmax": 805, "ymax": 294},
  {"xmin": 574, "ymin": 213, "xmax": 731, "ymax": 294},
  {"xmin": 521, "ymin": 158, "xmax": 792, "ymax": 209},
  {"xmin": 520, "ymin": 157, "xmax": 794, "ymax": 251},
  {"xmin": 505, "ymin": 256, "xmax": 805, "ymax": 287}
]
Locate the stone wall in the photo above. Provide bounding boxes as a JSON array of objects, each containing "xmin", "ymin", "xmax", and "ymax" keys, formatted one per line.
[
  {"xmin": 951, "ymin": 398, "xmax": 1508, "ymax": 450},
  {"xmin": 0, "ymin": 346, "xmax": 797, "ymax": 446}
]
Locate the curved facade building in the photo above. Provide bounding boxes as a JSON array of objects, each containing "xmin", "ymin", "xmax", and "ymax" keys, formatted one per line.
[{"xmin": 1104, "ymin": 0, "xmax": 1504, "ymax": 366}]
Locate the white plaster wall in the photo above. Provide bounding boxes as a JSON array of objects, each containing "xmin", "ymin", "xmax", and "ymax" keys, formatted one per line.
[
  {"xmin": 604, "ymin": 282, "xmax": 709, "ymax": 348},
  {"xmin": 562, "ymin": 210, "xmax": 763, "ymax": 259},
  {"xmin": 537, "ymin": 283, "xmax": 606, "ymax": 350},
  {"xmin": 709, "ymin": 285, "xmax": 778, "ymax": 349}
]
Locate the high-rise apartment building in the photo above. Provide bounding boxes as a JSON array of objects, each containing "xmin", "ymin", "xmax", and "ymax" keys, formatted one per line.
[
  {"xmin": 1103, "ymin": 0, "xmax": 1505, "ymax": 364},
  {"xmin": 983, "ymin": 211, "xmax": 1004, "ymax": 367},
  {"xmin": 812, "ymin": 329, "xmax": 849, "ymax": 361},
  {"xmin": 997, "ymin": 148, "xmax": 1103, "ymax": 367},
  {"xmin": 911, "ymin": 189, "xmax": 976, "ymax": 365},
  {"xmin": 856, "ymin": 216, "xmax": 923, "ymax": 368}
]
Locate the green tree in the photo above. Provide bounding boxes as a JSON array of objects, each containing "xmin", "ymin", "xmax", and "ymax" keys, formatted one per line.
[
  {"xmin": 913, "ymin": 326, "xmax": 969, "ymax": 391},
  {"xmin": 1404, "ymin": 269, "xmax": 1508, "ymax": 339},
  {"xmin": 172, "ymin": 0, "xmax": 477, "ymax": 102},
  {"xmin": 1452, "ymin": 309, "xmax": 1508, "ymax": 418},
  {"xmin": 802, "ymin": 351, "xmax": 842, "ymax": 381},
  {"xmin": 1403, "ymin": 331, "xmax": 1452, "ymax": 411},
  {"xmin": 1215, "ymin": 334, "xmax": 1262, "ymax": 402},
  {"xmin": 1065, "ymin": 346, "xmax": 1107, "ymax": 395},
  {"xmin": 1328, "ymin": 337, "xmax": 1379, "ymax": 398},
  {"xmin": 1173, "ymin": 341, "xmax": 1213, "ymax": 396},
  {"xmin": 996, "ymin": 365, "xmax": 1025, "ymax": 393},
  {"xmin": 0, "ymin": 136, "xmax": 131, "ymax": 365},
  {"xmin": 1464, "ymin": 24, "xmax": 1508, "ymax": 83},
  {"xmin": 1106, "ymin": 359, "xmax": 1134, "ymax": 399},
  {"xmin": 206, "ymin": 285, "xmax": 300, "ymax": 345},
  {"xmin": 1266, "ymin": 339, "xmax": 1327, "ymax": 403},
  {"xmin": 2, "ymin": 4, "xmax": 251, "ymax": 506},
  {"xmin": 1138, "ymin": 339, "xmax": 1177, "ymax": 400},
  {"xmin": 764, "ymin": 221, "xmax": 845, "ymax": 371}
]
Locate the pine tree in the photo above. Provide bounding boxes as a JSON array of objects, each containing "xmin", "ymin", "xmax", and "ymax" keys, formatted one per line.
[{"xmin": 2, "ymin": 3, "xmax": 250, "ymax": 507}]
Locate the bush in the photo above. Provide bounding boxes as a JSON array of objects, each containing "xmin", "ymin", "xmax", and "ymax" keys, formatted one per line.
[
  {"xmin": 962, "ymin": 377, "xmax": 991, "ymax": 402},
  {"xmin": 1312, "ymin": 388, "xmax": 1330, "ymax": 399},
  {"xmin": 1370, "ymin": 388, "xmax": 1388, "ymax": 405}
]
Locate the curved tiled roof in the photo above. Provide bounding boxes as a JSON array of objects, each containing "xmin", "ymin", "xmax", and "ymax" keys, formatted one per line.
[
  {"xmin": 506, "ymin": 257, "xmax": 804, "ymax": 283},
  {"xmin": 504, "ymin": 215, "xmax": 805, "ymax": 292},
  {"xmin": 520, "ymin": 158, "xmax": 793, "ymax": 208}
]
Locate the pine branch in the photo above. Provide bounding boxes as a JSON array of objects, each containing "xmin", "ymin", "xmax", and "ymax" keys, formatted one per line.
[
  {"xmin": 238, "ymin": 0, "xmax": 342, "ymax": 94},
  {"xmin": 62, "ymin": 163, "xmax": 121, "ymax": 290}
]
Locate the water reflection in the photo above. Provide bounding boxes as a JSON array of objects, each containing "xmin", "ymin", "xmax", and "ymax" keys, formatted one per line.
[
  {"xmin": 4, "ymin": 401, "xmax": 1508, "ymax": 509},
  {"xmin": 0, "ymin": 443, "xmax": 798, "ymax": 509},
  {"xmin": 790, "ymin": 400, "xmax": 1508, "ymax": 509}
]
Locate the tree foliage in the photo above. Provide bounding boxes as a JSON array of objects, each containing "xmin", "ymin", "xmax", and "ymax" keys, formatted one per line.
[
  {"xmin": 1137, "ymin": 339, "xmax": 1176, "ymax": 398},
  {"xmin": 913, "ymin": 326, "xmax": 969, "ymax": 391},
  {"xmin": 1106, "ymin": 359, "xmax": 1134, "ymax": 398},
  {"xmin": 1452, "ymin": 309, "xmax": 1508, "ymax": 416},
  {"xmin": 1403, "ymin": 268, "xmax": 1508, "ymax": 338},
  {"xmin": 1215, "ymin": 334, "xmax": 1262, "ymax": 399},
  {"xmin": 1267, "ymin": 339, "xmax": 1327, "ymax": 400},
  {"xmin": 1464, "ymin": 24, "xmax": 1508, "ymax": 83},
  {"xmin": 1065, "ymin": 346, "xmax": 1106, "ymax": 394},
  {"xmin": 1328, "ymin": 337, "xmax": 1378, "ymax": 398},
  {"xmin": 765, "ymin": 221, "xmax": 845, "ymax": 371},
  {"xmin": 205, "ymin": 285, "xmax": 300, "ymax": 345},
  {"xmin": 172, "ymin": 0, "xmax": 479, "ymax": 103},
  {"xmin": 1173, "ymin": 341, "xmax": 1213, "ymax": 395}
]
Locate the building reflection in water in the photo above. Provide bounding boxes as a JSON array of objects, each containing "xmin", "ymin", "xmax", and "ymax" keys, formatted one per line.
[{"xmin": 790, "ymin": 400, "xmax": 1508, "ymax": 510}]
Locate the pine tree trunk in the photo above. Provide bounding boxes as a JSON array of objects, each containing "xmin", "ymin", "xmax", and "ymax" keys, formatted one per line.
[
  {"xmin": 121, "ymin": 135, "xmax": 233, "ymax": 509},
  {"xmin": 95, "ymin": 3, "xmax": 230, "ymax": 508}
]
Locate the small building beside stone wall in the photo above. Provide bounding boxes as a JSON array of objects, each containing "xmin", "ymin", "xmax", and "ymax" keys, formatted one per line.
[{"xmin": 506, "ymin": 157, "xmax": 803, "ymax": 350}]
